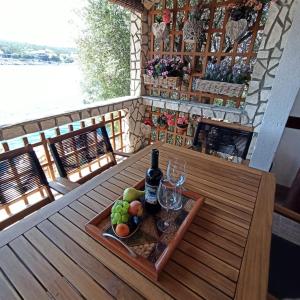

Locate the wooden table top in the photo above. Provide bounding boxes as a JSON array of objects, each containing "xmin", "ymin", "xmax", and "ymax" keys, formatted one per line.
[{"xmin": 0, "ymin": 143, "xmax": 275, "ymax": 300}]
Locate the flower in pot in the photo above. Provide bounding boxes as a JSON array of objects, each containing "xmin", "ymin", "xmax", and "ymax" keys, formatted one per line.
[
  {"xmin": 156, "ymin": 114, "xmax": 168, "ymax": 130},
  {"xmin": 165, "ymin": 113, "xmax": 176, "ymax": 127},
  {"xmin": 176, "ymin": 116, "xmax": 189, "ymax": 135}
]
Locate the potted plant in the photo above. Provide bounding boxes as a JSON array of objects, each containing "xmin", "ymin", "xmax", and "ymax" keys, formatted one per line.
[
  {"xmin": 193, "ymin": 59, "xmax": 251, "ymax": 97},
  {"xmin": 144, "ymin": 57, "xmax": 190, "ymax": 89},
  {"xmin": 156, "ymin": 114, "xmax": 168, "ymax": 130},
  {"xmin": 176, "ymin": 116, "xmax": 189, "ymax": 135}
]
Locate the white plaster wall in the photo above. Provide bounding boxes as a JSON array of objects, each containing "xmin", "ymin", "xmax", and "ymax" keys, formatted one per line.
[
  {"xmin": 271, "ymin": 127, "xmax": 300, "ymax": 187},
  {"xmin": 249, "ymin": 0, "xmax": 300, "ymax": 171},
  {"xmin": 271, "ymin": 88, "xmax": 300, "ymax": 187},
  {"xmin": 290, "ymin": 88, "xmax": 300, "ymax": 116}
]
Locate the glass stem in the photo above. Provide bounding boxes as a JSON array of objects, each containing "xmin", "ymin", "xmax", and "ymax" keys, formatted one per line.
[{"xmin": 164, "ymin": 208, "xmax": 169, "ymax": 227}]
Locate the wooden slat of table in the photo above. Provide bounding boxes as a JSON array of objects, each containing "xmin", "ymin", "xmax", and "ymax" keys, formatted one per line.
[
  {"xmin": 235, "ymin": 173, "xmax": 275, "ymax": 300},
  {"xmin": 188, "ymin": 223, "xmax": 244, "ymax": 257},
  {"xmin": 37, "ymin": 220, "xmax": 143, "ymax": 300},
  {"xmin": 0, "ymin": 143, "xmax": 275, "ymax": 300},
  {"xmin": 10, "ymin": 235, "xmax": 82, "ymax": 300},
  {"xmin": 0, "ymin": 246, "xmax": 50, "ymax": 300},
  {"xmin": 0, "ymin": 270, "xmax": 21, "ymax": 300},
  {"xmin": 77, "ymin": 195, "xmax": 105, "ymax": 213},
  {"xmin": 59, "ymin": 206, "xmax": 202, "ymax": 300},
  {"xmin": 68, "ymin": 200, "xmax": 97, "ymax": 220},
  {"xmin": 86, "ymin": 190, "xmax": 113, "ymax": 207},
  {"xmin": 172, "ymin": 249, "xmax": 236, "ymax": 297},
  {"xmin": 24, "ymin": 227, "xmax": 113, "ymax": 300},
  {"xmin": 49, "ymin": 212, "xmax": 173, "ymax": 300},
  {"xmin": 136, "ymin": 158, "xmax": 256, "ymax": 214}
]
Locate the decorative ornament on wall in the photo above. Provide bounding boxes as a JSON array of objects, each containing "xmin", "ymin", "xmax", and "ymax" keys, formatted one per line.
[
  {"xmin": 183, "ymin": 20, "xmax": 203, "ymax": 43},
  {"xmin": 142, "ymin": 0, "xmax": 160, "ymax": 10},
  {"xmin": 141, "ymin": 123, "xmax": 152, "ymax": 136},
  {"xmin": 163, "ymin": 9, "xmax": 171, "ymax": 24},
  {"xmin": 183, "ymin": 4, "xmax": 205, "ymax": 44},
  {"xmin": 152, "ymin": 22, "xmax": 168, "ymax": 42},
  {"xmin": 226, "ymin": 19, "xmax": 248, "ymax": 42}
]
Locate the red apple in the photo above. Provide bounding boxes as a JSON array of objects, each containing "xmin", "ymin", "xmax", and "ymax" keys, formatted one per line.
[{"xmin": 128, "ymin": 200, "xmax": 143, "ymax": 216}]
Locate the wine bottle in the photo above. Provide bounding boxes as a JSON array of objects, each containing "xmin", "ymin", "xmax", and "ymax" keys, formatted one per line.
[{"xmin": 145, "ymin": 149, "xmax": 162, "ymax": 214}]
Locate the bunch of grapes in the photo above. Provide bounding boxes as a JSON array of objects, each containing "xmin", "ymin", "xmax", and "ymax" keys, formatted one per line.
[{"xmin": 111, "ymin": 200, "xmax": 129, "ymax": 225}]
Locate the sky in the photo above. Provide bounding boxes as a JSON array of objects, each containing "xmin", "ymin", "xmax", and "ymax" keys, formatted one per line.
[{"xmin": 0, "ymin": 0, "xmax": 85, "ymax": 47}]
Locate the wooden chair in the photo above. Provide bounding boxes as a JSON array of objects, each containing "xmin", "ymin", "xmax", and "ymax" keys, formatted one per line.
[
  {"xmin": 0, "ymin": 145, "xmax": 54, "ymax": 230},
  {"xmin": 268, "ymin": 208, "xmax": 300, "ymax": 299},
  {"xmin": 47, "ymin": 122, "xmax": 130, "ymax": 194}
]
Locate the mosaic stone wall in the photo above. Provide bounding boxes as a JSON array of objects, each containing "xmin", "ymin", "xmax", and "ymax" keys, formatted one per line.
[
  {"xmin": 0, "ymin": 97, "xmax": 139, "ymax": 141},
  {"xmin": 245, "ymin": 0, "xmax": 297, "ymax": 132},
  {"xmin": 139, "ymin": 1, "xmax": 297, "ymax": 130},
  {"xmin": 130, "ymin": 12, "xmax": 142, "ymax": 96},
  {"xmin": 124, "ymin": 98, "xmax": 146, "ymax": 152}
]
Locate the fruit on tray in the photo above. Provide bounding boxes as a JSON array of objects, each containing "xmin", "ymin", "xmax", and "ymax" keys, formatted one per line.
[
  {"xmin": 128, "ymin": 200, "xmax": 143, "ymax": 216},
  {"xmin": 123, "ymin": 187, "xmax": 145, "ymax": 202},
  {"xmin": 128, "ymin": 215, "xmax": 141, "ymax": 232},
  {"xmin": 110, "ymin": 187, "xmax": 145, "ymax": 238},
  {"xmin": 115, "ymin": 223, "xmax": 130, "ymax": 237},
  {"xmin": 111, "ymin": 200, "xmax": 130, "ymax": 225}
]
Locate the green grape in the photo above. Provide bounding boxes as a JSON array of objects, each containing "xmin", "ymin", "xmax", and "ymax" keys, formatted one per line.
[
  {"xmin": 111, "ymin": 217, "xmax": 118, "ymax": 225},
  {"xmin": 121, "ymin": 206, "xmax": 128, "ymax": 214},
  {"xmin": 114, "ymin": 212, "xmax": 121, "ymax": 222},
  {"xmin": 121, "ymin": 214, "xmax": 129, "ymax": 223},
  {"xmin": 123, "ymin": 201, "xmax": 129, "ymax": 209},
  {"xmin": 115, "ymin": 205, "xmax": 122, "ymax": 213}
]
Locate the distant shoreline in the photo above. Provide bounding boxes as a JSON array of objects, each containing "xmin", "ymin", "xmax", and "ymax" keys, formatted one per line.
[{"xmin": 0, "ymin": 58, "xmax": 75, "ymax": 66}]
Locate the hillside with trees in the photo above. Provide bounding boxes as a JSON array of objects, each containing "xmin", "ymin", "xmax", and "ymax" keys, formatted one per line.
[{"xmin": 0, "ymin": 40, "xmax": 76, "ymax": 64}]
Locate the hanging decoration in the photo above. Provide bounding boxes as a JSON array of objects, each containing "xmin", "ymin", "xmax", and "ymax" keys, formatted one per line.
[
  {"xmin": 183, "ymin": 3, "xmax": 205, "ymax": 43},
  {"xmin": 142, "ymin": 0, "xmax": 160, "ymax": 10},
  {"xmin": 225, "ymin": 19, "xmax": 248, "ymax": 42},
  {"xmin": 163, "ymin": 9, "xmax": 171, "ymax": 24},
  {"xmin": 152, "ymin": 22, "xmax": 168, "ymax": 42}
]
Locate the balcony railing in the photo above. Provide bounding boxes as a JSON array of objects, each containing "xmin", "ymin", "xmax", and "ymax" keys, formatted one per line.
[{"xmin": 1, "ymin": 110, "xmax": 127, "ymax": 183}]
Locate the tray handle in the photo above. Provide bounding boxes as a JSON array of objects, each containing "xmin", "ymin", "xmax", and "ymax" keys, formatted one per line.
[{"xmin": 102, "ymin": 233, "xmax": 137, "ymax": 258}]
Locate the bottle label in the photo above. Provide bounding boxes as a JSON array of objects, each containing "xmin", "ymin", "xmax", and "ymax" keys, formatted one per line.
[{"xmin": 145, "ymin": 183, "xmax": 158, "ymax": 204}]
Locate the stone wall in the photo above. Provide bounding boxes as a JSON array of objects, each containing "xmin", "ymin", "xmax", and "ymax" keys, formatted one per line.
[
  {"xmin": 245, "ymin": 0, "xmax": 297, "ymax": 132},
  {"xmin": 0, "ymin": 96, "xmax": 139, "ymax": 141},
  {"xmin": 124, "ymin": 98, "xmax": 146, "ymax": 152},
  {"xmin": 139, "ymin": 1, "xmax": 297, "ymax": 131},
  {"xmin": 130, "ymin": 13, "xmax": 142, "ymax": 96}
]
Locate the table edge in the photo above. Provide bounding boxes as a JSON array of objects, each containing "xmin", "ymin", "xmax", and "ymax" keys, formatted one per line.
[{"xmin": 234, "ymin": 172, "xmax": 275, "ymax": 300}]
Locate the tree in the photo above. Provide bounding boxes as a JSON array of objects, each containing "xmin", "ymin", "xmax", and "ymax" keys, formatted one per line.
[{"xmin": 77, "ymin": 0, "xmax": 131, "ymax": 102}]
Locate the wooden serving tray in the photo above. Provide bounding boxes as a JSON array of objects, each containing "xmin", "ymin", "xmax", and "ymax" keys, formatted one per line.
[{"xmin": 85, "ymin": 179, "xmax": 204, "ymax": 281}]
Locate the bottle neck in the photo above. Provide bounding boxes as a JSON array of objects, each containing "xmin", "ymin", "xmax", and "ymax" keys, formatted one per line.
[{"xmin": 151, "ymin": 149, "xmax": 159, "ymax": 169}]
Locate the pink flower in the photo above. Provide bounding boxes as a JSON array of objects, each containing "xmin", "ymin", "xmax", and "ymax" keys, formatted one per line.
[{"xmin": 177, "ymin": 116, "xmax": 188, "ymax": 125}]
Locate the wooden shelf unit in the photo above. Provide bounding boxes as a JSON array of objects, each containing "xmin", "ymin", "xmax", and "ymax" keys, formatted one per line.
[{"xmin": 146, "ymin": 0, "xmax": 268, "ymax": 108}]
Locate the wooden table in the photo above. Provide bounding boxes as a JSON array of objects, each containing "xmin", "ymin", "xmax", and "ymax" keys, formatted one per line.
[{"xmin": 0, "ymin": 143, "xmax": 275, "ymax": 300}]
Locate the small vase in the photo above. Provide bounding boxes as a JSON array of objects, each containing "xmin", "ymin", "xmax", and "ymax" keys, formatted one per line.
[
  {"xmin": 176, "ymin": 125, "xmax": 188, "ymax": 135},
  {"xmin": 158, "ymin": 124, "xmax": 168, "ymax": 130}
]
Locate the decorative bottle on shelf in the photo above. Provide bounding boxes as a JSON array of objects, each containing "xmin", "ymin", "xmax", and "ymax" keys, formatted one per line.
[{"xmin": 145, "ymin": 149, "xmax": 162, "ymax": 214}]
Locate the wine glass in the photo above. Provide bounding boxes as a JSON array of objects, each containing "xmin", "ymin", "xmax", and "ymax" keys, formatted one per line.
[
  {"xmin": 167, "ymin": 158, "xmax": 186, "ymax": 210},
  {"xmin": 156, "ymin": 178, "xmax": 180, "ymax": 233}
]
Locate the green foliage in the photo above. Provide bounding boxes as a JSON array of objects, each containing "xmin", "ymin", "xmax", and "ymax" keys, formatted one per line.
[{"xmin": 77, "ymin": 0, "xmax": 130, "ymax": 102}]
